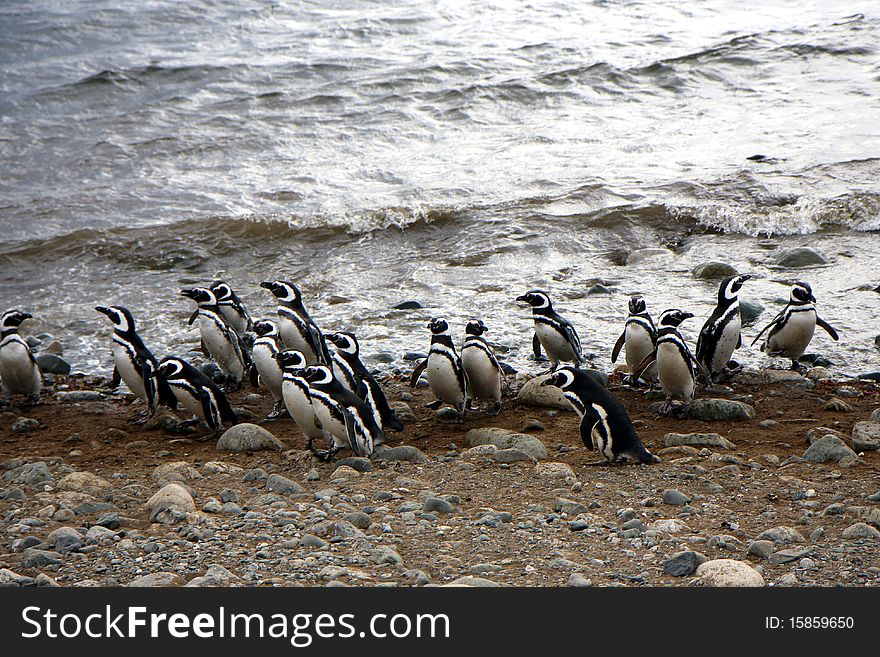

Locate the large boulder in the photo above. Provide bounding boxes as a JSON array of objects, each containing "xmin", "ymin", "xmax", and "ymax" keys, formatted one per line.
[
  {"xmin": 803, "ymin": 435, "xmax": 857, "ymax": 463},
  {"xmin": 466, "ymin": 428, "xmax": 547, "ymax": 459},
  {"xmin": 695, "ymin": 559, "xmax": 765, "ymax": 587},
  {"xmin": 146, "ymin": 483, "xmax": 195, "ymax": 523},
  {"xmin": 688, "ymin": 399, "xmax": 755, "ymax": 421},
  {"xmin": 216, "ymin": 424, "xmax": 284, "ymax": 452},
  {"xmin": 774, "ymin": 247, "xmax": 828, "ymax": 268}
]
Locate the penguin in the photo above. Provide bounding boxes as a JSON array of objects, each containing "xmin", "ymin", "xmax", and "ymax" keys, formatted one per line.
[
  {"xmin": 751, "ymin": 281, "xmax": 839, "ymax": 371},
  {"xmin": 460, "ymin": 319, "xmax": 502, "ymax": 416},
  {"xmin": 301, "ymin": 364, "xmax": 385, "ymax": 459},
  {"xmin": 634, "ymin": 309, "xmax": 703, "ymax": 414},
  {"xmin": 516, "ymin": 290, "xmax": 582, "ymax": 370},
  {"xmin": 180, "ymin": 287, "xmax": 248, "ymax": 391},
  {"xmin": 156, "ymin": 356, "xmax": 237, "ymax": 436},
  {"xmin": 210, "ymin": 280, "xmax": 252, "ymax": 336},
  {"xmin": 95, "ymin": 305, "xmax": 176, "ymax": 417},
  {"xmin": 260, "ymin": 280, "xmax": 330, "ymax": 365},
  {"xmin": 0, "ymin": 310, "xmax": 41, "ymax": 403},
  {"xmin": 274, "ymin": 349, "xmax": 328, "ymax": 449},
  {"xmin": 542, "ymin": 366, "xmax": 659, "ymax": 465},
  {"xmin": 326, "ymin": 331, "xmax": 404, "ymax": 431},
  {"xmin": 409, "ymin": 318, "xmax": 468, "ymax": 422},
  {"xmin": 251, "ymin": 319, "xmax": 286, "ymax": 418},
  {"xmin": 610, "ymin": 296, "xmax": 657, "ymax": 385},
  {"xmin": 695, "ymin": 274, "xmax": 751, "ymax": 380}
]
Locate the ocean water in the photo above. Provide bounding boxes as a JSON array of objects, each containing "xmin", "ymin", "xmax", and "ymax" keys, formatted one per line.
[{"xmin": 1, "ymin": 0, "xmax": 878, "ymax": 376}]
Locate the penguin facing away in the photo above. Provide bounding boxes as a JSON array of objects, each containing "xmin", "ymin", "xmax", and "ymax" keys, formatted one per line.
[
  {"xmin": 181, "ymin": 287, "xmax": 248, "ymax": 391},
  {"xmin": 695, "ymin": 274, "xmax": 751, "ymax": 380},
  {"xmin": 611, "ymin": 296, "xmax": 658, "ymax": 385},
  {"xmin": 460, "ymin": 319, "xmax": 502, "ymax": 416},
  {"xmin": 409, "ymin": 317, "xmax": 468, "ymax": 423},
  {"xmin": 516, "ymin": 290, "xmax": 582, "ymax": 371},
  {"xmin": 251, "ymin": 319, "xmax": 287, "ymax": 418},
  {"xmin": 260, "ymin": 280, "xmax": 331, "ymax": 365},
  {"xmin": 542, "ymin": 366, "xmax": 659, "ymax": 465},
  {"xmin": 751, "ymin": 281, "xmax": 839, "ymax": 371},
  {"xmin": 95, "ymin": 305, "xmax": 176, "ymax": 417},
  {"xmin": 156, "ymin": 356, "xmax": 237, "ymax": 437},
  {"xmin": 0, "ymin": 310, "xmax": 41, "ymax": 403}
]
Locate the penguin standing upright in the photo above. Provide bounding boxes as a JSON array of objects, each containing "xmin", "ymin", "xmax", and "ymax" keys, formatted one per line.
[
  {"xmin": 611, "ymin": 296, "xmax": 657, "ymax": 385},
  {"xmin": 695, "ymin": 274, "xmax": 751, "ymax": 381},
  {"xmin": 156, "ymin": 356, "xmax": 237, "ymax": 436},
  {"xmin": 210, "ymin": 281, "xmax": 252, "ymax": 336},
  {"xmin": 260, "ymin": 280, "xmax": 330, "ymax": 365},
  {"xmin": 95, "ymin": 305, "xmax": 176, "ymax": 417},
  {"xmin": 326, "ymin": 331, "xmax": 404, "ymax": 431},
  {"xmin": 542, "ymin": 366, "xmax": 659, "ymax": 465},
  {"xmin": 410, "ymin": 318, "xmax": 468, "ymax": 422},
  {"xmin": 0, "ymin": 310, "xmax": 41, "ymax": 403},
  {"xmin": 634, "ymin": 309, "xmax": 702, "ymax": 414},
  {"xmin": 251, "ymin": 319, "xmax": 286, "ymax": 418},
  {"xmin": 302, "ymin": 364, "xmax": 385, "ymax": 459},
  {"xmin": 181, "ymin": 287, "xmax": 248, "ymax": 391},
  {"xmin": 751, "ymin": 281, "xmax": 839, "ymax": 370},
  {"xmin": 516, "ymin": 290, "xmax": 582, "ymax": 371},
  {"xmin": 460, "ymin": 319, "xmax": 502, "ymax": 416},
  {"xmin": 274, "ymin": 349, "xmax": 328, "ymax": 449}
]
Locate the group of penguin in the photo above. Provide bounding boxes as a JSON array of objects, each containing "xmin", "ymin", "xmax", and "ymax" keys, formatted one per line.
[{"xmin": 0, "ymin": 273, "xmax": 839, "ymax": 466}]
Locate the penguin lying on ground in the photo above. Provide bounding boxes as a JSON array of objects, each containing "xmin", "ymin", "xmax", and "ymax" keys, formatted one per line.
[{"xmin": 0, "ymin": 310, "xmax": 41, "ymax": 404}]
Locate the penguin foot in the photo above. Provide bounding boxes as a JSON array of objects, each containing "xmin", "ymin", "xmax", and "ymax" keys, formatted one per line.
[
  {"xmin": 487, "ymin": 402, "xmax": 501, "ymax": 417},
  {"xmin": 265, "ymin": 401, "xmax": 288, "ymax": 420},
  {"xmin": 178, "ymin": 418, "xmax": 201, "ymax": 429},
  {"xmin": 789, "ymin": 360, "xmax": 807, "ymax": 373},
  {"xmin": 312, "ymin": 447, "xmax": 341, "ymax": 462},
  {"xmin": 425, "ymin": 400, "xmax": 443, "ymax": 410},
  {"xmin": 585, "ymin": 459, "xmax": 613, "ymax": 467}
]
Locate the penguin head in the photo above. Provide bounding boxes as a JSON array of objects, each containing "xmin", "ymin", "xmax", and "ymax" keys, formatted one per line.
[
  {"xmin": 253, "ymin": 319, "xmax": 278, "ymax": 337},
  {"xmin": 465, "ymin": 319, "xmax": 488, "ymax": 336},
  {"xmin": 95, "ymin": 305, "xmax": 134, "ymax": 333},
  {"xmin": 719, "ymin": 274, "xmax": 751, "ymax": 303},
  {"xmin": 260, "ymin": 280, "xmax": 302, "ymax": 306},
  {"xmin": 541, "ymin": 366, "xmax": 576, "ymax": 391},
  {"xmin": 628, "ymin": 296, "xmax": 647, "ymax": 315},
  {"xmin": 273, "ymin": 349, "xmax": 307, "ymax": 372},
  {"xmin": 210, "ymin": 281, "xmax": 235, "ymax": 304},
  {"xmin": 302, "ymin": 364, "xmax": 334, "ymax": 385},
  {"xmin": 658, "ymin": 309, "xmax": 694, "ymax": 327},
  {"xmin": 327, "ymin": 331, "xmax": 359, "ymax": 356},
  {"xmin": 791, "ymin": 281, "xmax": 815, "ymax": 304},
  {"xmin": 1, "ymin": 309, "xmax": 33, "ymax": 331},
  {"xmin": 427, "ymin": 317, "xmax": 449, "ymax": 334},
  {"xmin": 157, "ymin": 357, "xmax": 185, "ymax": 380},
  {"xmin": 516, "ymin": 290, "xmax": 552, "ymax": 310},
  {"xmin": 180, "ymin": 287, "xmax": 217, "ymax": 306}
]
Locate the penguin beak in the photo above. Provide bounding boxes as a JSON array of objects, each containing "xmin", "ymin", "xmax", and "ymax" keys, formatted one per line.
[
  {"xmin": 180, "ymin": 289, "xmax": 198, "ymax": 299},
  {"xmin": 681, "ymin": 312, "xmax": 695, "ymax": 321},
  {"xmin": 260, "ymin": 281, "xmax": 276, "ymax": 292},
  {"xmin": 94, "ymin": 306, "xmax": 111, "ymax": 317},
  {"xmin": 515, "ymin": 294, "xmax": 529, "ymax": 304},
  {"xmin": 739, "ymin": 275, "xmax": 752, "ymax": 283},
  {"xmin": 19, "ymin": 312, "xmax": 33, "ymax": 321}
]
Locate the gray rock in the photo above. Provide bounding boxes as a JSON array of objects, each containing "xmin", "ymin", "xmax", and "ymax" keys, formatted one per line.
[
  {"xmin": 851, "ymin": 422, "xmax": 880, "ymax": 452},
  {"xmin": 56, "ymin": 390, "xmax": 105, "ymax": 402},
  {"xmin": 803, "ymin": 435, "xmax": 858, "ymax": 463},
  {"xmin": 492, "ymin": 448, "xmax": 536, "ymax": 463},
  {"xmin": 402, "ymin": 569, "xmax": 431, "ymax": 586},
  {"xmin": 466, "ymin": 427, "xmax": 548, "ymax": 459},
  {"xmin": 739, "ymin": 299, "xmax": 765, "ymax": 325},
  {"xmin": 626, "ymin": 248, "xmax": 670, "ymax": 265},
  {"xmin": 21, "ymin": 548, "xmax": 63, "ymax": 568},
  {"xmin": 774, "ymin": 247, "xmax": 828, "ymax": 268},
  {"xmin": 11, "ymin": 418, "xmax": 40, "ymax": 434},
  {"xmin": 335, "ymin": 457, "xmax": 374, "ymax": 472},
  {"xmin": 4, "ymin": 461, "xmax": 52, "ymax": 485},
  {"xmin": 299, "ymin": 534, "xmax": 328, "ymax": 548},
  {"xmin": 518, "ymin": 372, "xmax": 606, "ymax": 410},
  {"xmin": 265, "ymin": 474, "xmax": 304, "ymax": 496},
  {"xmin": 35, "ymin": 353, "xmax": 70, "ymax": 375},
  {"xmin": 663, "ymin": 432, "xmax": 735, "ymax": 449},
  {"xmin": 46, "ymin": 527, "xmax": 83, "ymax": 551},
  {"xmin": 216, "ymin": 424, "xmax": 284, "ymax": 452},
  {"xmin": 567, "ymin": 573, "xmax": 593, "ymax": 587},
  {"xmin": 343, "ymin": 512, "xmax": 372, "ymax": 529},
  {"xmin": 747, "ymin": 540, "xmax": 776, "ymax": 559},
  {"xmin": 394, "ymin": 301, "xmax": 423, "ymax": 310},
  {"xmin": 424, "ymin": 497, "xmax": 456, "ymax": 514},
  {"xmin": 145, "ymin": 483, "xmax": 195, "ymax": 523},
  {"xmin": 841, "ymin": 522, "xmax": 880, "ymax": 541},
  {"xmin": 186, "ymin": 564, "xmax": 241, "ymax": 587},
  {"xmin": 446, "ymin": 575, "xmax": 501, "ymax": 587},
  {"xmin": 128, "ymin": 572, "xmax": 185, "ymax": 587},
  {"xmin": 554, "ymin": 498, "xmax": 589, "ymax": 515},
  {"xmin": 0, "ymin": 568, "xmax": 35, "ymax": 587},
  {"xmin": 662, "ymin": 489, "xmax": 692, "ymax": 506},
  {"xmin": 371, "ymin": 546, "xmax": 403, "ymax": 565},
  {"xmin": 663, "ymin": 551, "xmax": 708, "ymax": 577},
  {"xmin": 769, "ymin": 548, "xmax": 814, "ymax": 564},
  {"xmin": 371, "ymin": 445, "xmax": 428, "ymax": 463},
  {"xmin": 695, "ymin": 559, "xmax": 765, "ymax": 587},
  {"xmin": 689, "ymin": 398, "xmax": 755, "ymax": 421},
  {"xmin": 692, "ymin": 262, "xmax": 737, "ymax": 279},
  {"xmin": 755, "ymin": 526, "xmax": 806, "ymax": 544}
]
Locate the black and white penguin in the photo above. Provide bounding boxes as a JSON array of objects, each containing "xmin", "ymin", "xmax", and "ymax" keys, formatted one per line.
[
  {"xmin": 516, "ymin": 290, "xmax": 582, "ymax": 370},
  {"xmin": 260, "ymin": 280, "xmax": 330, "ymax": 365},
  {"xmin": 695, "ymin": 274, "xmax": 751, "ymax": 380},
  {"xmin": 460, "ymin": 319, "xmax": 502, "ymax": 416},
  {"xmin": 302, "ymin": 364, "xmax": 385, "ymax": 459},
  {"xmin": 0, "ymin": 310, "xmax": 41, "ymax": 403},
  {"xmin": 181, "ymin": 287, "xmax": 248, "ymax": 391},
  {"xmin": 95, "ymin": 305, "xmax": 176, "ymax": 417},
  {"xmin": 610, "ymin": 296, "xmax": 657, "ymax": 385},
  {"xmin": 326, "ymin": 331, "xmax": 404, "ymax": 431},
  {"xmin": 751, "ymin": 281, "xmax": 839, "ymax": 370},
  {"xmin": 542, "ymin": 366, "xmax": 659, "ymax": 465},
  {"xmin": 251, "ymin": 319, "xmax": 286, "ymax": 418},
  {"xmin": 274, "ymin": 349, "xmax": 328, "ymax": 449},
  {"xmin": 409, "ymin": 318, "xmax": 468, "ymax": 422},
  {"xmin": 634, "ymin": 309, "xmax": 702, "ymax": 414},
  {"xmin": 210, "ymin": 280, "xmax": 252, "ymax": 336},
  {"xmin": 156, "ymin": 356, "xmax": 237, "ymax": 436}
]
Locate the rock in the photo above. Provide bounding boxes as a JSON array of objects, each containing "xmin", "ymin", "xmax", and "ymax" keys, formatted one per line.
[
  {"xmin": 46, "ymin": 527, "xmax": 83, "ymax": 551},
  {"xmin": 663, "ymin": 432, "xmax": 735, "ymax": 449},
  {"xmin": 34, "ymin": 573, "xmax": 60, "ymax": 587},
  {"xmin": 0, "ymin": 569, "xmax": 35, "ymax": 587},
  {"xmin": 371, "ymin": 445, "xmax": 428, "ymax": 463},
  {"xmin": 402, "ymin": 569, "xmax": 431, "ymax": 586},
  {"xmin": 688, "ymin": 398, "xmax": 755, "ymax": 421},
  {"xmin": 35, "ymin": 353, "xmax": 70, "ymax": 375},
  {"xmin": 492, "ymin": 448, "xmax": 536, "ymax": 463},
  {"xmin": 851, "ymin": 422, "xmax": 880, "ymax": 452},
  {"xmin": 128, "ymin": 572, "xmax": 186, "ymax": 587},
  {"xmin": 11, "ymin": 418, "xmax": 40, "ymax": 434},
  {"xmin": 56, "ymin": 390, "xmax": 105, "ymax": 402},
  {"xmin": 533, "ymin": 462, "xmax": 575, "ymax": 480},
  {"xmin": 465, "ymin": 427, "xmax": 547, "ymax": 459},
  {"xmin": 774, "ymin": 247, "xmax": 828, "ymax": 268},
  {"xmin": 446, "ymin": 576, "xmax": 501, "ymax": 587},
  {"xmin": 747, "ymin": 540, "xmax": 776, "ymax": 559},
  {"xmin": 841, "ymin": 522, "xmax": 880, "ymax": 541},
  {"xmin": 335, "ymin": 457, "xmax": 373, "ymax": 472},
  {"xmin": 424, "ymin": 497, "xmax": 456, "ymax": 514},
  {"xmin": 153, "ymin": 462, "xmax": 203, "ymax": 483},
  {"xmin": 567, "ymin": 573, "xmax": 593, "ymax": 587},
  {"xmin": 824, "ymin": 397, "xmax": 852, "ymax": 412},
  {"xmin": 739, "ymin": 299, "xmax": 765, "ymax": 325},
  {"xmin": 145, "ymin": 483, "xmax": 195, "ymax": 523},
  {"xmin": 371, "ymin": 546, "xmax": 403, "ymax": 565},
  {"xmin": 803, "ymin": 435, "xmax": 858, "ymax": 463},
  {"xmin": 394, "ymin": 301, "xmax": 422, "ymax": 310},
  {"xmin": 755, "ymin": 526, "xmax": 806, "ymax": 544},
  {"xmin": 85, "ymin": 525, "xmax": 116, "ymax": 543},
  {"xmin": 330, "ymin": 465, "xmax": 360, "ymax": 479},
  {"xmin": 518, "ymin": 372, "xmax": 607, "ymax": 411},
  {"xmin": 216, "ymin": 424, "xmax": 284, "ymax": 452},
  {"xmin": 21, "ymin": 548, "xmax": 63, "ymax": 568},
  {"xmin": 695, "ymin": 559, "xmax": 765, "ymax": 587},
  {"xmin": 662, "ymin": 489, "xmax": 692, "ymax": 506},
  {"xmin": 663, "ymin": 551, "xmax": 708, "ymax": 577},
  {"xmin": 692, "ymin": 262, "xmax": 737, "ymax": 279},
  {"xmin": 57, "ymin": 471, "xmax": 111, "ymax": 493},
  {"xmin": 265, "ymin": 474, "xmax": 305, "ymax": 496},
  {"xmin": 626, "ymin": 248, "xmax": 670, "ymax": 265},
  {"xmin": 768, "ymin": 548, "xmax": 814, "ymax": 564},
  {"xmin": 4, "ymin": 461, "xmax": 53, "ymax": 485},
  {"xmin": 554, "ymin": 498, "xmax": 589, "ymax": 515},
  {"xmin": 806, "ymin": 426, "xmax": 844, "ymax": 444},
  {"xmin": 186, "ymin": 564, "xmax": 241, "ymax": 587},
  {"xmin": 299, "ymin": 534, "xmax": 328, "ymax": 548},
  {"xmin": 343, "ymin": 512, "xmax": 372, "ymax": 529},
  {"xmin": 144, "ymin": 409, "xmax": 187, "ymax": 433}
]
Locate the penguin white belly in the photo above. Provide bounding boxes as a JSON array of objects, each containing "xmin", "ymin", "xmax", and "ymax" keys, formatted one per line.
[
  {"xmin": 427, "ymin": 353, "xmax": 464, "ymax": 405},
  {"xmin": 310, "ymin": 393, "xmax": 348, "ymax": 448},
  {"xmin": 461, "ymin": 347, "xmax": 500, "ymax": 401},
  {"xmin": 174, "ymin": 387, "xmax": 205, "ymax": 421},
  {"xmin": 201, "ymin": 317, "xmax": 244, "ymax": 381},
  {"xmin": 625, "ymin": 325, "xmax": 657, "ymax": 381},
  {"xmin": 0, "ymin": 340, "xmax": 41, "ymax": 397},
  {"xmin": 535, "ymin": 322, "xmax": 575, "ymax": 362},
  {"xmin": 767, "ymin": 311, "xmax": 816, "ymax": 358},
  {"xmin": 252, "ymin": 345, "xmax": 283, "ymax": 400},
  {"xmin": 281, "ymin": 379, "xmax": 325, "ymax": 440},
  {"xmin": 657, "ymin": 343, "xmax": 694, "ymax": 400},
  {"xmin": 278, "ymin": 316, "xmax": 318, "ymax": 363},
  {"xmin": 331, "ymin": 356, "xmax": 356, "ymax": 393},
  {"xmin": 711, "ymin": 315, "xmax": 741, "ymax": 372},
  {"xmin": 112, "ymin": 343, "xmax": 147, "ymax": 402}
]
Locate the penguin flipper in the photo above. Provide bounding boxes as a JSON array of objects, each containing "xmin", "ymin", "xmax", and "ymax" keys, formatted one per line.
[
  {"xmin": 578, "ymin": 407, "xmax": 602, "ymax": 451},
  {"xmin": 140, "ymin": 359, "xmax": 157, "ymax": 414},
  {"xmin": 156, "ymin": 375, "xmax": 178, "ymax": 410},
  {"xmin": 342, "ymin": 406, "xmax": 372, "ymax": 457},
  {"xmin": 816, "ymin": 316, "xmax": 839, "ymax": 341},
  {"xmin": 563, "ymin": 322, "xmax": 583, "ymax": 363},
  {"xmin": 110, "ymin": 366, "xmax": 121, "ymax": 389},
  {"xmin": 611, "ymin": 331, "xmax": 626, "ymax": 364},
  {"xmin": 409, "ymin": 359, "xmax": 428, "ymax": 388},
  {"xmin": 632, "ymin": 349, "xmax": 657, "ymax": 382},
  {"xmin": 188, "ymin": 310, "xmax": 199, "ymax": 326},
  {"xmin": 532, "ymin": 333, "xmax": 542, "ymax": 359},
  {"xmin": 211, "ymin": 386, "xmax": 238, "ymax": 427},
  {"xmin": 198, "ymin": 389, "xmax": 221, "ymax": 432},
  {"xmin": 750, "ymin": 307, "xmax": 786, "ymax": 347}
]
